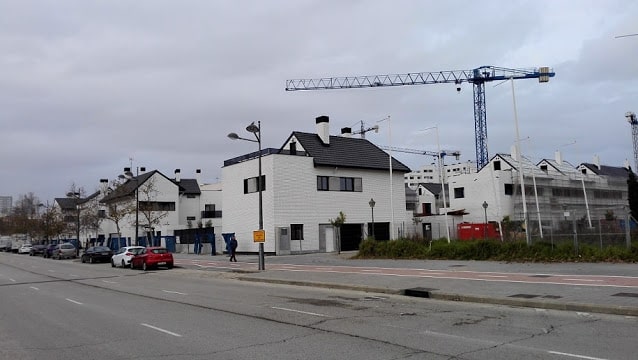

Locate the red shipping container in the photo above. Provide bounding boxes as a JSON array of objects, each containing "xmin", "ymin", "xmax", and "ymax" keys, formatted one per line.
[{"xmin": 457, "ymin": 222, "xmax": 500, "ymax": 240}]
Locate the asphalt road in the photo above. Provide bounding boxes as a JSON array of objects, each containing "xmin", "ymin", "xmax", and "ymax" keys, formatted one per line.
[{"xmin": 1, "ymin": 253, "xmax": 636, "ymax": 359}]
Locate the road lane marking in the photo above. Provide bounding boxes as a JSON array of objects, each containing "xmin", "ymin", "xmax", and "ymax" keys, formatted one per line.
[
  {"xmin": 47, "ymin": 270, "xmax": 55, "ymax": 273},
  {"xmin": 102, "ymin": 280, "xmax": 117, "ymax": 284},
  {"xmin": 65, "ymin": 298, "xmax": 83, "ymax": 305},
  {"xmin": 29, "ymin": 286, "xmax": 39, "ymax": 291},
  {"xmin": 9, "ymin": 278, "xmax": 16, "ymax": 282},
  {"xmin": 478, "ymin": 275, "xmax": 508, "ymax": 278},
  {"xmin": 548, "ymin": 350, "xmax": 608, "ymax": 360},
  {"xmin": 140, "ymin": 323, "xmax": 182, "ymax": 337},
  {"xmin": 69, "ymin": 274, "xmax": 79, "ymax": 277},
  {"xmin": 162, "ymin": 290, "xmax": 188, "ymax": 295},
  {"xmin": 271, "ymin": 306, "xmax": 328, "ymax": 317},
  {"xmin": 564, "ymin": 279, "xmax": 603, "ymax": 282}
]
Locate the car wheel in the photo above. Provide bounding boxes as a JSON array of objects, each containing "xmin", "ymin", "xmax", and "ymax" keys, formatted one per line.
[
  {"xmin": 121, "ymin": 260, "xmax": 126, "ymax": 268},
  {"xmin": 142, "ymin": 261, "xmax": 148, "ymax": 271},
  {"xmin": 130, "ymin": 261, "xmax": 135, "ymax": 270},
  {"xmin": 81, "ymin": 256, "xmax": 85, "ymax": 263},
  {"xmin": 167, "ymin": 263, "xmax": 173, "ymax": 269},
  {"xmin": 111, "ymin": 259, "xmax": 115, "ymax": 267},
  {"xmin": 89, "ymin": 257, "xmax": 94, "ymax": 264}
]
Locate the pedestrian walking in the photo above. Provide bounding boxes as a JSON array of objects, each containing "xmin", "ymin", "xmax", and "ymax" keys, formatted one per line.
[{"xmin": 229, "ymin": 235, "xmax": 238, "ymax": 262}]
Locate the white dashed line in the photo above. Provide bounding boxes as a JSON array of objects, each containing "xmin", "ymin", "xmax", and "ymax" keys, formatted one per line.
[
  {"xmin": 65, "ymin": 298, "xmax": 83, "ymax": 305},
  {"xmin": 29, "ymin": 286, "xmax": 39, "ymax": 291},
  {"xmin": 548, "ymin": 350, "xmax": 608, "ymax": 360},
  {"xmin": 102, "ymin": 280, "xmax": 117, "ymax": 284},
  {"xmin": 140, "ymin": 323, "xmax": 182, "ymax": 337},
  {"xmin": 9, "ymin": 278, "xmax": 16, "ymax": 282},
  {"xmin": 271, "ymin": 306, "xmax": 328, "ymax": 317},
  {"xmin": 162, "ymin": 290, "xmax": 188, "ymax": 295}
]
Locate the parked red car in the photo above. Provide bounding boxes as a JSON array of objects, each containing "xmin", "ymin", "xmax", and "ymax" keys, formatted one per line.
[{"xmin": 130, "ymin": 247, "xmax": 173, "ymax": 271}]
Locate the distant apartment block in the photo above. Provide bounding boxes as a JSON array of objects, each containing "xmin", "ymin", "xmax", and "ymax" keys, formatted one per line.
[{"xmin": 0, "ymin": 196, "xmax": 12, "ymax": 216}]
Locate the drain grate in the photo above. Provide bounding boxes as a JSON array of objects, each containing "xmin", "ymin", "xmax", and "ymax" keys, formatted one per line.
[
  {"xmin": 509, "ymin": 294, "xmax": 540, "ymax": 299},
  {"xmin": 403, "ymin": 287, "xmax": 438, "ymax": 298},
  {"xmin": 541, "ymin": 295, "xmax": 562, "ymax": 299},
  {"xmin": 612, "ymin": 292, "xmax": 638, "ymax": 298}
]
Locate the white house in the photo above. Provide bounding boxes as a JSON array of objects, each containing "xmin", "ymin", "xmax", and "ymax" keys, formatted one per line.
[{"xmin": 222, "ymin": 116, "xmax": 411, "ymax": 254}]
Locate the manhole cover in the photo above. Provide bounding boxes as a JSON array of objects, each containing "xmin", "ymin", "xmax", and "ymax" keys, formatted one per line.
[{"xmin": 509, "ymin": 294, "xmax": 540, "ymax": 299}]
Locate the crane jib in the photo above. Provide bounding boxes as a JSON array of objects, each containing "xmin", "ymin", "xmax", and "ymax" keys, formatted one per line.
[{"xmin": 285, "ymin": 65, "xmax": 555, "ymax": 169}]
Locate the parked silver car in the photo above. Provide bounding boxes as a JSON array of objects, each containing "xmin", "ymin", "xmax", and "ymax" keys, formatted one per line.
[{"xmin": 52, "ymin": 243, "xmax": 77, "ymax": 260}]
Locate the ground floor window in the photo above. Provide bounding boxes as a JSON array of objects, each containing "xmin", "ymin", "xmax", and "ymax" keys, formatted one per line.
[{"xmin": 291, "ymin": 224, "xmax": 304, "ymax": 240}]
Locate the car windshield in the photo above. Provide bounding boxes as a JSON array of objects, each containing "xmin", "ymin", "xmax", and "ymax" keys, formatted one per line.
[
  {"xmin": 151, "ymin": 248, "xmax": 168, "ymax": 254},
  {"xmin": 95, "ymin": 247, "xmax": 110, "ymax": 251},
  {"xmin": 130, "ymin": 248, "xmax": 144, "ymax": 254}
]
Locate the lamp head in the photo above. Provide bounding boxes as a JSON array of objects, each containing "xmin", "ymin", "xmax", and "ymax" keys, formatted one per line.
[
  {"xmin": 246, "ymin": 122, "xmax": 260, "ymax": 134},
  {"xmin": 482, "ymin": 201, "xmax": 488, "ymax": 209},
  {"xmin": 369, "ymin": 198, "xmax": 376, "ymax": 208},
  {"xmin": 227, "ymin": 132, "xmax": 240, "ymax": 140}
]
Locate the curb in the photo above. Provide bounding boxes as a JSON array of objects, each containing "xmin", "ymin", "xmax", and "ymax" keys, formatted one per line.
[{"xmin": 239, "ymin": 277, "xmax": 638, "ymax": 317}]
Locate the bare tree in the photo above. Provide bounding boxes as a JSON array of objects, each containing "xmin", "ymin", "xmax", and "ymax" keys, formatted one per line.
[{"xmin": 137, "ymin": 176, "xmax": 169, "ymax": 245}]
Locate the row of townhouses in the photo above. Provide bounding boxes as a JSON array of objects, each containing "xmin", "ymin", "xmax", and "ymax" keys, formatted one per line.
[{"xmin": 49, "ymin": 116, "xmax": 631, "ymax": 254}]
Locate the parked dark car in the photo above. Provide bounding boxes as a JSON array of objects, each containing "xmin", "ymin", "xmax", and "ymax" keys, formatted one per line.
[
  {"xmin": 81, "ymin": 246, "xmax": 113, "ymax": 264},
  {"xmin": 29, "ymin": 244, "xmax": 47, "ymax": 256},
  {"xmin": 130, "ymin": 247, "xmax": 174, "ymax": 271},
  {"xmin": 43, "ymin": 244, "xmax": 58, "ymax": 258}
]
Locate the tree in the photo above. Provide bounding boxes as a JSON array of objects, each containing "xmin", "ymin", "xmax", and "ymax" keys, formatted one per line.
[
  {"xmin": 628, "ymin": 167, "xmax": 638, "ymax": 220},
  {"xmin": 137, "ymin": 176, "xmax": 170, "ymax": 245},
  {"xmin": 329, "ymin": 211, "xmax": 346, "ymax": 254},
  {"xmin": 102, "ymin": 179, "xmax": 135, "ymax": 244}
]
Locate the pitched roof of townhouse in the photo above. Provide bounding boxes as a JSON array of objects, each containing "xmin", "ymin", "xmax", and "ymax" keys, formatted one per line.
[
  {"xmin": 580, "ymin": 163, "xmax": 630, "ymax": 178},
  {"xmin": 289, "ymin": 131, "xmax": 411, "ymax": 172},
  {"xmin": 173, "ymin": 178, "xmax": 201, "ymax": 195},
  {"xmin": 419, "ymin": 183, "xmax": 449, "ymax": 195},
  {"xmin": 54, "ymin": 191, "xmax": 100, "ymax": 210},
  {"xmin": 100, "ymin": 171, "xmax": 157, "ymax": 203}
]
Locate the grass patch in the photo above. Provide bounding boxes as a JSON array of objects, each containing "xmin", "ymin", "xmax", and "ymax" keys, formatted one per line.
[{"xmin": 354, "ymin": 238, "xmax": 638, "ymax": 263}]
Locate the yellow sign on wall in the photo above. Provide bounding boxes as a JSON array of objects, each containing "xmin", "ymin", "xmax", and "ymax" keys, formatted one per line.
[{"xmin": 253, "ymin": 229, "xmax": 265, "ymax": 243}]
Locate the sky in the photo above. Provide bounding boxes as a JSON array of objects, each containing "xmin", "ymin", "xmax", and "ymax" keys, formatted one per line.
[{"xmin": 1, "ymin": 0, "xmax": 637, "ymax": 203}]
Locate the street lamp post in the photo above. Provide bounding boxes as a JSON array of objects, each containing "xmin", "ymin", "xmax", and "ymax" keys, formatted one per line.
[
  {"xmin": 119, "ymin": 166, "xmax": 145, "ymax": 246},
  {"xmin": 228, "ymin": 121, "xmax": 265, "ymax": 271},
  {"xmin": 368, "ymin": 198, "xmax": 376, "ymax": 239},
  {"xmin": 482, "ymin": 201, "xmax": 488, "ymax": 240}
]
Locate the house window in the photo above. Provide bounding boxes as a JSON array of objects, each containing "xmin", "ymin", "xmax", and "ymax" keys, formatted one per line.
[
  {"xmin": 186, "ymin": 194, "xmax": 196, "ymax": 198},
  {"xmin": 540, "ymin": 164, "xmax": 548, "ymax": 172},
  {"xmin": 244, "ymin": 175, "xmax": 266, "ymax": 194},
  {"xmin": 139, "ymin": 201, "xmax": 176, "ymax": 211},
  {"xmin": 422, "ymin": 203, "xmax": 432, "ymax": 215},
  {"xmin": 504, "ymin": 183, "xmax": 513, "ymax": 195},
  {"xmin": 316, "ymin": 176, "xmax": 362, "ymax": 192},
  {"xmin": 317, "ymin": 176, "xmax": 329, "ymax": 191},
  {"xmin": 493, "ymin": 161, "xmax": 501, "ymax": 170},
  {"xmin": 186, "ymin": 216, "xmax": 196, "ymax": 221},
  {"xmin": 418, "ymin": 188, "xmax": 423, "ymax": 196},
  {"xmin": 291, "ymin": 224, "xmax": 304, "ymax": 240},
  {"xmin": 454, "ymin": 187, "xmax": 465, "ymax": 199},
  {"xmin": 98, "ymin": 209, "xmax": 106, "ymax": 218}
]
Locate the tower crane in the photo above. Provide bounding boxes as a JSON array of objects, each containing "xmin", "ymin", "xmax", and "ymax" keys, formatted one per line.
[
  {"xmin": 286, "ymin": 65, "xmax": 555, "ymax": 169},
  {"xmin": 626, "ymin": 111, "xmax": 638, "ymax": 171},
  {"xmin": 378, "ymin": 145, "xmax": 460, "ymax": 160}
]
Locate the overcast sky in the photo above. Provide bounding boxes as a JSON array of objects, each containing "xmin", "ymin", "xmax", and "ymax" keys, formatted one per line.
[{"xmin": 2, "ymin": 0, "xmax": 637, "ymax": 203}]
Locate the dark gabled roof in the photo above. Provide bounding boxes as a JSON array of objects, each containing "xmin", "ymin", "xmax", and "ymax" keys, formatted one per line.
[
  {"xmin": 55, "ymin": 197, "xmax": 81, "ymax": 211},
  {"xmin": 100, "ymin": 170, "xmax": 157, "ymax": 203},
  {"xmin": 580, "ymin": 163, "xmax": 630, "ymax": 178},
  {"xmin": 173, "ymin": 178, "xmax": 201, "ymax": 195},
  {"xmin": 419, "ymin": 182, "xmax": 448, "ymax": 195},
  {"xmin": 287, "ymin": 132, "xmax": 411, "ymax": 172}
]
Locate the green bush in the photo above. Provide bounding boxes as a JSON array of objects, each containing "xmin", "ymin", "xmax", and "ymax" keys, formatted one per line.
[{"xmin": 354, "ymin": 238, "xmax": 638, "ymax": 263}]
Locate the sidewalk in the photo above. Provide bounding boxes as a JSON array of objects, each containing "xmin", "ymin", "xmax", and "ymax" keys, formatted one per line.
[{"xmin": 173, "ymin": 252, "xmax": 638, "ymax": 316}]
